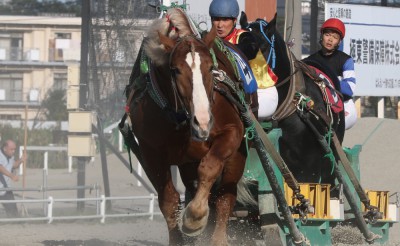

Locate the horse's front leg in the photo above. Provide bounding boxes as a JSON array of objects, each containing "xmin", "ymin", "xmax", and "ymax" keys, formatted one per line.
[
  {"xmin": 212, "ymin": 151, "xmax": 247, "ymax": 246},
  {"xmin": 180, "ymin": 126, "xmax": 244, "ymax": 246},
  {"xmin": 141, "ymin": 152, "xmax": 183, "ymax": 245},
  {"xmin": 179, "ymin": 153, "xmax": 223, "ymax": 237},
  {"xmin": 157, "ymin": 174, "xmax": 183, "ymax": 245}
]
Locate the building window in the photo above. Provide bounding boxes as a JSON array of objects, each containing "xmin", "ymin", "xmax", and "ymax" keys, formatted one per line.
[
  {"xmin": 0, "ymin": 32, "xmax": 23, "ymax": 61},
  {"xmin": 55, "ymin": 33, "xmax": 71, "ymax": 39},
  {"xmin": 50, "ymin": 33, "xmax": 72, "ymax": 61},
  {"xmin": 53, "ymin": 73, "xmax": 67, "ymax": 90},
  {"xmin": 0, "ymin": 114, "xmax": 21, "ymax": 120},
  {"xmin": 0, "ymin": 73, "xmax": 23, "ymax": 101}
]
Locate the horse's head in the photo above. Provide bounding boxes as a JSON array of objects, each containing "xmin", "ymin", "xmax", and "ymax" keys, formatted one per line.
[
  {"xmin": 240, "ymin": 12, "xmax": 292, "ymax": 105},
  {"xmin": 239, "ymin": 11, "xmax": 278, "ymax": 38},
  {"xmin": 157, "ymin": 28, "xmax": 217, "ymax": 141}
]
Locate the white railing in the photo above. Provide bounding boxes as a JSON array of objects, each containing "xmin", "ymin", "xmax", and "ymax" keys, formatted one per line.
[
  {"xmin": 354, "ymin": 97, "xmax": 400, "ymax": 119},
  {"xmin": 0, "ymin": 194, "xmax": 161, "ymax": 223},
  {"xmin": 19, "ymin": 146, "xmax": 73, "ymax": 173}
]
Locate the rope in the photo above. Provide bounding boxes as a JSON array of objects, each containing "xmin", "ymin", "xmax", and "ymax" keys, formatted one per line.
[
  {"xmin": 362, "ymin": 119, "xmax": 384, "ymax": 146},
  {"xmin": 244, "ymin": 121, "xmax": 256, "ymax": 156},
  {"xmin": 324, "ymin": 131, "xmax": 336, "ymax": 176},
  {"xmin": 209, "ymin": 48, "xmax": 218, "ymax": 69},
  {"xmin": 295, "ymin": 94, "xmax": 337, "ymax": 183}
]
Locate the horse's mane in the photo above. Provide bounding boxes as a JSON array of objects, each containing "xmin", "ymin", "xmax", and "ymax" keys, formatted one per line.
[{"xmin": 144, "ymin": 8, "xmax": 194, "ymax": 66}]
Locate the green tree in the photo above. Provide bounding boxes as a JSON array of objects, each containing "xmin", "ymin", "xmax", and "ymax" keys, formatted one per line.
[
  {"xmin": 41, "ymin": 89, "xmax": 68, "ymax": 121},
  {"xmin": 0, "ymin": 0, "xmax": 41, "ymax": 15},
  {"xmin": 0, "ymin": 0, "xmax": 81, "ymax": 16}
]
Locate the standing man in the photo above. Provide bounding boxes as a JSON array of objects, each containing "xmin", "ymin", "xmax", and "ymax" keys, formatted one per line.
[
  {"xmin": 0, "ymin": 140, "xmax": 26, "ymax": 217},
  {"xmin": 306, "ymin": 18, "xmax": 357, "ymax": 130},
  {"xmin": 209, "ymin": 0, "xmax": 279, "ymax": 120}
]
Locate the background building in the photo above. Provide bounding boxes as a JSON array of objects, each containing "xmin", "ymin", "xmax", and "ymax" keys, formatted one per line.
[{"xmin": 0, "ymin": 15, "xmax": 81, "ymax": 120}]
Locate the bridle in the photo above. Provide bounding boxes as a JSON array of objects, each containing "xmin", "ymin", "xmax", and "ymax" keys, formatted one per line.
[{"xmin": 167, "ymin": 35, "xmax": 215, "ymax": 124}]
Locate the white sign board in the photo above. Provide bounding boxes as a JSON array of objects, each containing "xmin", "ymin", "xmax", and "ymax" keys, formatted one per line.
[{"xmin": 325, "ymin": 3, "xmax": 400, "ymax": 96}]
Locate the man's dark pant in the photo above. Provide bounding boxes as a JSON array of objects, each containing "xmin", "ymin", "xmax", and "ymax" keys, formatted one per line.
[{"xmin": 0, "ymin": 191, "xmax": 19, "ymax": 217}]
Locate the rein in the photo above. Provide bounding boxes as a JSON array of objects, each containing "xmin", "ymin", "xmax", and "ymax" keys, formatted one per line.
[
  {"xmin": 275, "ymin": 68, "xmax": 300, "ymax": 89},
  {"xmin": 164, "ymin": 34, "xmax": 216, "ymax": 127},
  {"xmin": 167, "ymin": 35, "xmax": 198, "ymax": 119},
  {"xmin": 258, "ymin": 19, "xmax": 276, "ymax": 69}
]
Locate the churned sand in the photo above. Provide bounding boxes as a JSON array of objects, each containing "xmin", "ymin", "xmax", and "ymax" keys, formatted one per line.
[{"xmin": 0, "ymin": 117, "xmax": 399, "ymax": 245}]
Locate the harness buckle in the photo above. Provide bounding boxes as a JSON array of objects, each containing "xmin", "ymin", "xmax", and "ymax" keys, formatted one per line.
[{"xmin": 212, "ymin": 69, "xmax": 226, "ymax": 82}]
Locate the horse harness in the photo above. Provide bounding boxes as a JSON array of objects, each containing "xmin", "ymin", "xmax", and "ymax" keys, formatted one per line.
[{"xmin": 124, "ymin": 36, "xmax": 248, "ymax": 131}]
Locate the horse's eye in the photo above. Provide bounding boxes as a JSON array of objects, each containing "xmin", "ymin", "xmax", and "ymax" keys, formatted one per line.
[{"xmin": 171, "ymin": 67, "xmax": 181, "ymax": 75}]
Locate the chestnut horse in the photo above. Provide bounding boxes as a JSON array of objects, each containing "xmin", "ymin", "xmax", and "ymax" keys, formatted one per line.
[{"xmin": 125, "ymin": 9, "xmax": 254, "ymax": 245}]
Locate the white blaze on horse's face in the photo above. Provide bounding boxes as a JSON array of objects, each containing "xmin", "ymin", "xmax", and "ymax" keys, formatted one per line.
[{"xmin": 187, "ymin": 51, "xmax": 212, "ymax": 140}]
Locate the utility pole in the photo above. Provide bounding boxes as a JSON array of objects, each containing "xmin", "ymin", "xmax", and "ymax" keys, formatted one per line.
[
  {"xmin": 310, "ymin": 0, "xmax": 319, "ymax": 54},
  {"xmin": 284, "ymin": 0, "xmax": 302, "ymax": 58},
  {"xmin": 77, "ymin": 0, "xmax": 90, "ymax": 212}
]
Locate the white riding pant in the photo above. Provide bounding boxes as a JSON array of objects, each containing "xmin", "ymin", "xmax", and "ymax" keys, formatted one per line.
[
  {"xmin": 257, "ymin": 86, "xmax": 278, "ymax": 121},
  {"xmin": 256, "ymin": 87, "xmax": 357, "ymax": 129},
  {"xmin": 344, "ymin": 99, "xmax": 357, "ymax": 130}
]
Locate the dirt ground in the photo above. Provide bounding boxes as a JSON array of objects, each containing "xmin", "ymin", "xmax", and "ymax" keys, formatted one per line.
[
  {"xmin": 341, "ymin": 117, "xmax": 400, "ymax": 245},
  {"xmin": 1, "ymin": 145, "xmax": 169, "ymax": 246},
  {"xmin": 1, "ymin": 117, "xmax": 399, "ymax": 246}
]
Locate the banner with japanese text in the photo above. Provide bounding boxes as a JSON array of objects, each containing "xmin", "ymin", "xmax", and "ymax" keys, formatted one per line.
[{"xmin": 325, "ymin": 3, "xmax": 400, "ymax": 96}]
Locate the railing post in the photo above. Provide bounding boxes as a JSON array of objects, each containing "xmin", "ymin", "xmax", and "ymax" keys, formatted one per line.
[
  {"xmin": 119, "ymin": 131, "xmax": 123, "ymax": 152},
  {"xmin": 397, "ymin": 101, "xmax": 400, "ymax": 120},
  {"xmin": 44, "ymin": 151, "xmax": 48, "ymax": 173},
  {"xmin": 149, "ymin": 193, "xmax": 155, "ymax": 220},
  {"xmin": 48, "ymin": 196, "xmax": 53, "ymax": 223},
  {"xmin": 19, "ymin": 146, "xmax": 24, "ymax": 175},
  {"xmin": 96, "ymin": 184, "xmax": 100, "ymax": 215},
  {"xmin": 100, "ymin": 195, "xmax": 106, "ymax": 223},
  {"xmin": 68, "ymin": 156, "xmax": 73, "ymax": 173},
  {"xmin": 378, "ymin": 97, "xmax": 385, "ymax": 118},
  {"xmin": 137, "ymin": 163, "xmax": 142, "ymax": 187},
  {"xmin": 355, "ymin": 97, "xmax": 361, "ymax": 118},
  {"xmin": 43, "ymin": 169, "xmax": 48, "ymax": 215}
]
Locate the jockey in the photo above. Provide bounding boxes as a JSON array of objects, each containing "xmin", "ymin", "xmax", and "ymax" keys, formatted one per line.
[
  {"xmin": 209, "ymin": 0, "xmax": 278, "ymax": 120},
  {"xmin": 306, "ymin": 18, "xmax": 357, "ymax": 130}
]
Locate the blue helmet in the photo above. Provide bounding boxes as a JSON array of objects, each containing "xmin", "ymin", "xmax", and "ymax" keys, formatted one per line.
[{"xmin": 209, "ymin": 0, "xmax": 239, "ymax": 18}]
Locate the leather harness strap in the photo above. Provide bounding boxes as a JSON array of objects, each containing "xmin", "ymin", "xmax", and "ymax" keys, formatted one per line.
[
  {"xmin": 271, "ymin": 46, "xmax": 306, "ymax": 122},
  {"xmin": 250, "ymin": 112, "xmax": 300, "ymax": 192},
  {"xmin": 331, "ymin": 132, "xmax": 371, "ymax": 207}
]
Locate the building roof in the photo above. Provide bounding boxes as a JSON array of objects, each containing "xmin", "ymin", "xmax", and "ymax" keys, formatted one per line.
[{"xmin": 0, "ymin": 15, "xmax": 81, "ymax": 26}]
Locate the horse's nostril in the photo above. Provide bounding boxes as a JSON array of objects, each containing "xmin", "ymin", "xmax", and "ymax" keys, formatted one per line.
[
  {"xmin": 193, "ymin": 116, "xmax": 200, "ymax": 125},
  {"xmin": 201, "ymin": 129, "xmax": 209, "ymax": 138}
]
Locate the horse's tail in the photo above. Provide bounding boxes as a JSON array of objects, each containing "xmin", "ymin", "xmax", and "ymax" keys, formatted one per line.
[{"xmin": 236, "ymin": 177, "xmax": 258, "ymax": 207}]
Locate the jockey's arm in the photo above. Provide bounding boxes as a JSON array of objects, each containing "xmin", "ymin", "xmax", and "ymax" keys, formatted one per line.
[
  {"xmin": 340, "ymin": 57, "xmax": 356, "ymax": 101},
  {"xmin": 236, "ymin": 32, "xmax": 259, "ymax": 60}
]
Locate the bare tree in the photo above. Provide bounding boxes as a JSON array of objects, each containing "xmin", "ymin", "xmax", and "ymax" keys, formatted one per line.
[{"xmin": 87, "ymin": 0, "xmax": 158, "ymax": 123}]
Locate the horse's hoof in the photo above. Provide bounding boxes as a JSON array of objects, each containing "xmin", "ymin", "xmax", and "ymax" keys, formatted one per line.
[{"xmin": 179, "ymin": 207, "xmax": 209, "ymax": 237}]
